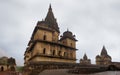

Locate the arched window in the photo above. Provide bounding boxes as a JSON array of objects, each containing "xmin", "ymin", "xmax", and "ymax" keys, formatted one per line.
[
  {"xmin": 53, "ymin": 50, "xmax": 55, "ymax": 55},
  {"xmin": 64, "ymin": 52, "xmax": 67, "ymax": 57},
  {"xmin": 50, "ymin": 50, "xmax": 52, "ymax": 55},
  {"xmin": 43, "ymin": 48, "xmax": 46, "ymax": 54},
  {"xmin": 43, "ymin": 35, "xmax": 46, "ymax": 40},
  {"xmin": 71, "ymin": 43, "xmax": 72, "ymax": 46},
  {"xmin": 1, "ymin": 66, "xmax": 4, "ymax": 71},
  {"xmin": 58, "ymin": 51, "xmax": 61, "ymax": 56}
]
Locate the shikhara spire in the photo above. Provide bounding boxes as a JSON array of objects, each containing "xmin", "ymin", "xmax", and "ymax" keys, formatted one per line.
[
  {"xmin": 83, "ymin": 53, "xmax": 88, "ymax": 60},
  {"xmin": 101, "ymin": 46, "xmax": 108, "ymax": 55},
  {"xmin": 45, "ymin": 4, "xmax": 59, "ymax": 32}
]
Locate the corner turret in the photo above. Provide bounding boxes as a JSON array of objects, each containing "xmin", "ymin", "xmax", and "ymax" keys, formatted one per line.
[{"xmin": 60, "ymin": 30, "xmax": 77, "ymax": 48}]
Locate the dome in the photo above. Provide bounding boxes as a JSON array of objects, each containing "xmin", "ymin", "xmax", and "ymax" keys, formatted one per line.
[
  {"xmin": 60, "ymin": 30, "xmax": 77, "ymax": 41},
  {"xmin": 63, "ymin": 30, "xmax": 73, "ymax": 37},
  {"xmin": 96, "ymin": 55, "xmax": 101, "ymax": 58},
  {"xmin": 80, "ymin": 59, "xmax": 83, "ymax": 61}
]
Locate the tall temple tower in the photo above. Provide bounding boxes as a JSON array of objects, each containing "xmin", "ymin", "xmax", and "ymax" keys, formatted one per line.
[
  {"xmin": 80, "ymin": 53, "xmax": 91, "ymax": 65},
  {"xmin": 24, "ymin": 5, "xmax": 77, "ymax": 66},
  {"xmin": 96, "ymin": 46, "xmax": 112, "ymax": 65}
]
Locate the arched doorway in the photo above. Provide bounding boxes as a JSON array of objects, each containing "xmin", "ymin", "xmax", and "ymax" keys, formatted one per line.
[
  {"xmin": 108, "ymin": 65, "xmax": 118, "ymax": 71},
  {"xmin": 1, "ymin": 66, "xmax": 4, "ymax": 71}
]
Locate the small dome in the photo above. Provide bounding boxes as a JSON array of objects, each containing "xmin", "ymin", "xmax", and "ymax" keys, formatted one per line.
[
  {"xmin": 80, "ymin": 59, "xmax": 83, "ymax": 61},
  {"xmin": 8, "ymin": 57, "xmax": 16, "ymax": 65},
  {"xmin": 96, "ymin": 55, "xmax": 100, "ymax": 58},
  {"xmin": 63, "ymin": 30, "xmax": 73, "ymax": 37},
  {"xmin": 60, "ymin": 30, "xmax": 77, "ymax": 41}
]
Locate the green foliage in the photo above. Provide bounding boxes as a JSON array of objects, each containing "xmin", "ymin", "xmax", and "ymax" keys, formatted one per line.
[{"xmin": 16, "ymin": 66, "xmax": 24, "ymax": 72}]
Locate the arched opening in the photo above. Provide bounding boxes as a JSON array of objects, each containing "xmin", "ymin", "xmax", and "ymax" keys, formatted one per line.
[
  {"xmin": 1, "ymin": 66, "xmax": 4, "ymax": 71},
  {"xmin": 71, "ymin": 43, "xmax": 72, "ymax": 46},
  {"xmin": 43, "ymin": 35, "xmax": 46, "ymax": 40},
  {"xmin": 50, "ymin": 50, "xmax": 52, "ymax": 55},
  {"xmin": 108, "ymin": 65, "xmax": 119, "ymax": 71},
  {"xmin": 43, "ymin": 48, "xmax": 46, "ymax": 54},
  {"xmin": 53, "ymin": 50, "xmax": 55, "ymax": 55},
  {"xmin": 64, "ymin": 52, "xmax": 68, "ymax": 57},
  {"xmin": 58, "ymin": 51, "xmax": 61, "ymax": 56}
]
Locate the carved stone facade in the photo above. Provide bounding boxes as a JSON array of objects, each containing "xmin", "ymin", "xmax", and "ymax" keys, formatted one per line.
[
  {"xmin": 24, "ymin": 5, "xmax": 77, "ymax": 67},
  {"xmin": 96, "ymin": 46, "xmax": 112, "ymax": 65},
  {"xmin": 80, "ymin": 53, "xmax": 91, "ymax": 65}
]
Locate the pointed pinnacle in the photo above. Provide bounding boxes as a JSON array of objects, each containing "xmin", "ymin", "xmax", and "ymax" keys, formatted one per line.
[
  {"xmin": 67, "ymin": 28, "xmax": 69, "ymax": 31},
  {"xmin": 49, "ymin": 4, "xmax": 52, "ymax": 10}
]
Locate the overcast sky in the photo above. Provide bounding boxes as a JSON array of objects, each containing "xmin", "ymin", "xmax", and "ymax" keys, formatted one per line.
[{"xmin": 0, "ymin": 0, "xmax": 120, "ymax": 66}]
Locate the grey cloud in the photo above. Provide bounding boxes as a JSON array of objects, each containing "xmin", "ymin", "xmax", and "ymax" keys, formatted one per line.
[{"xmin": 0, "ymin": 48, "xmax": 10, "ymax": 57}]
